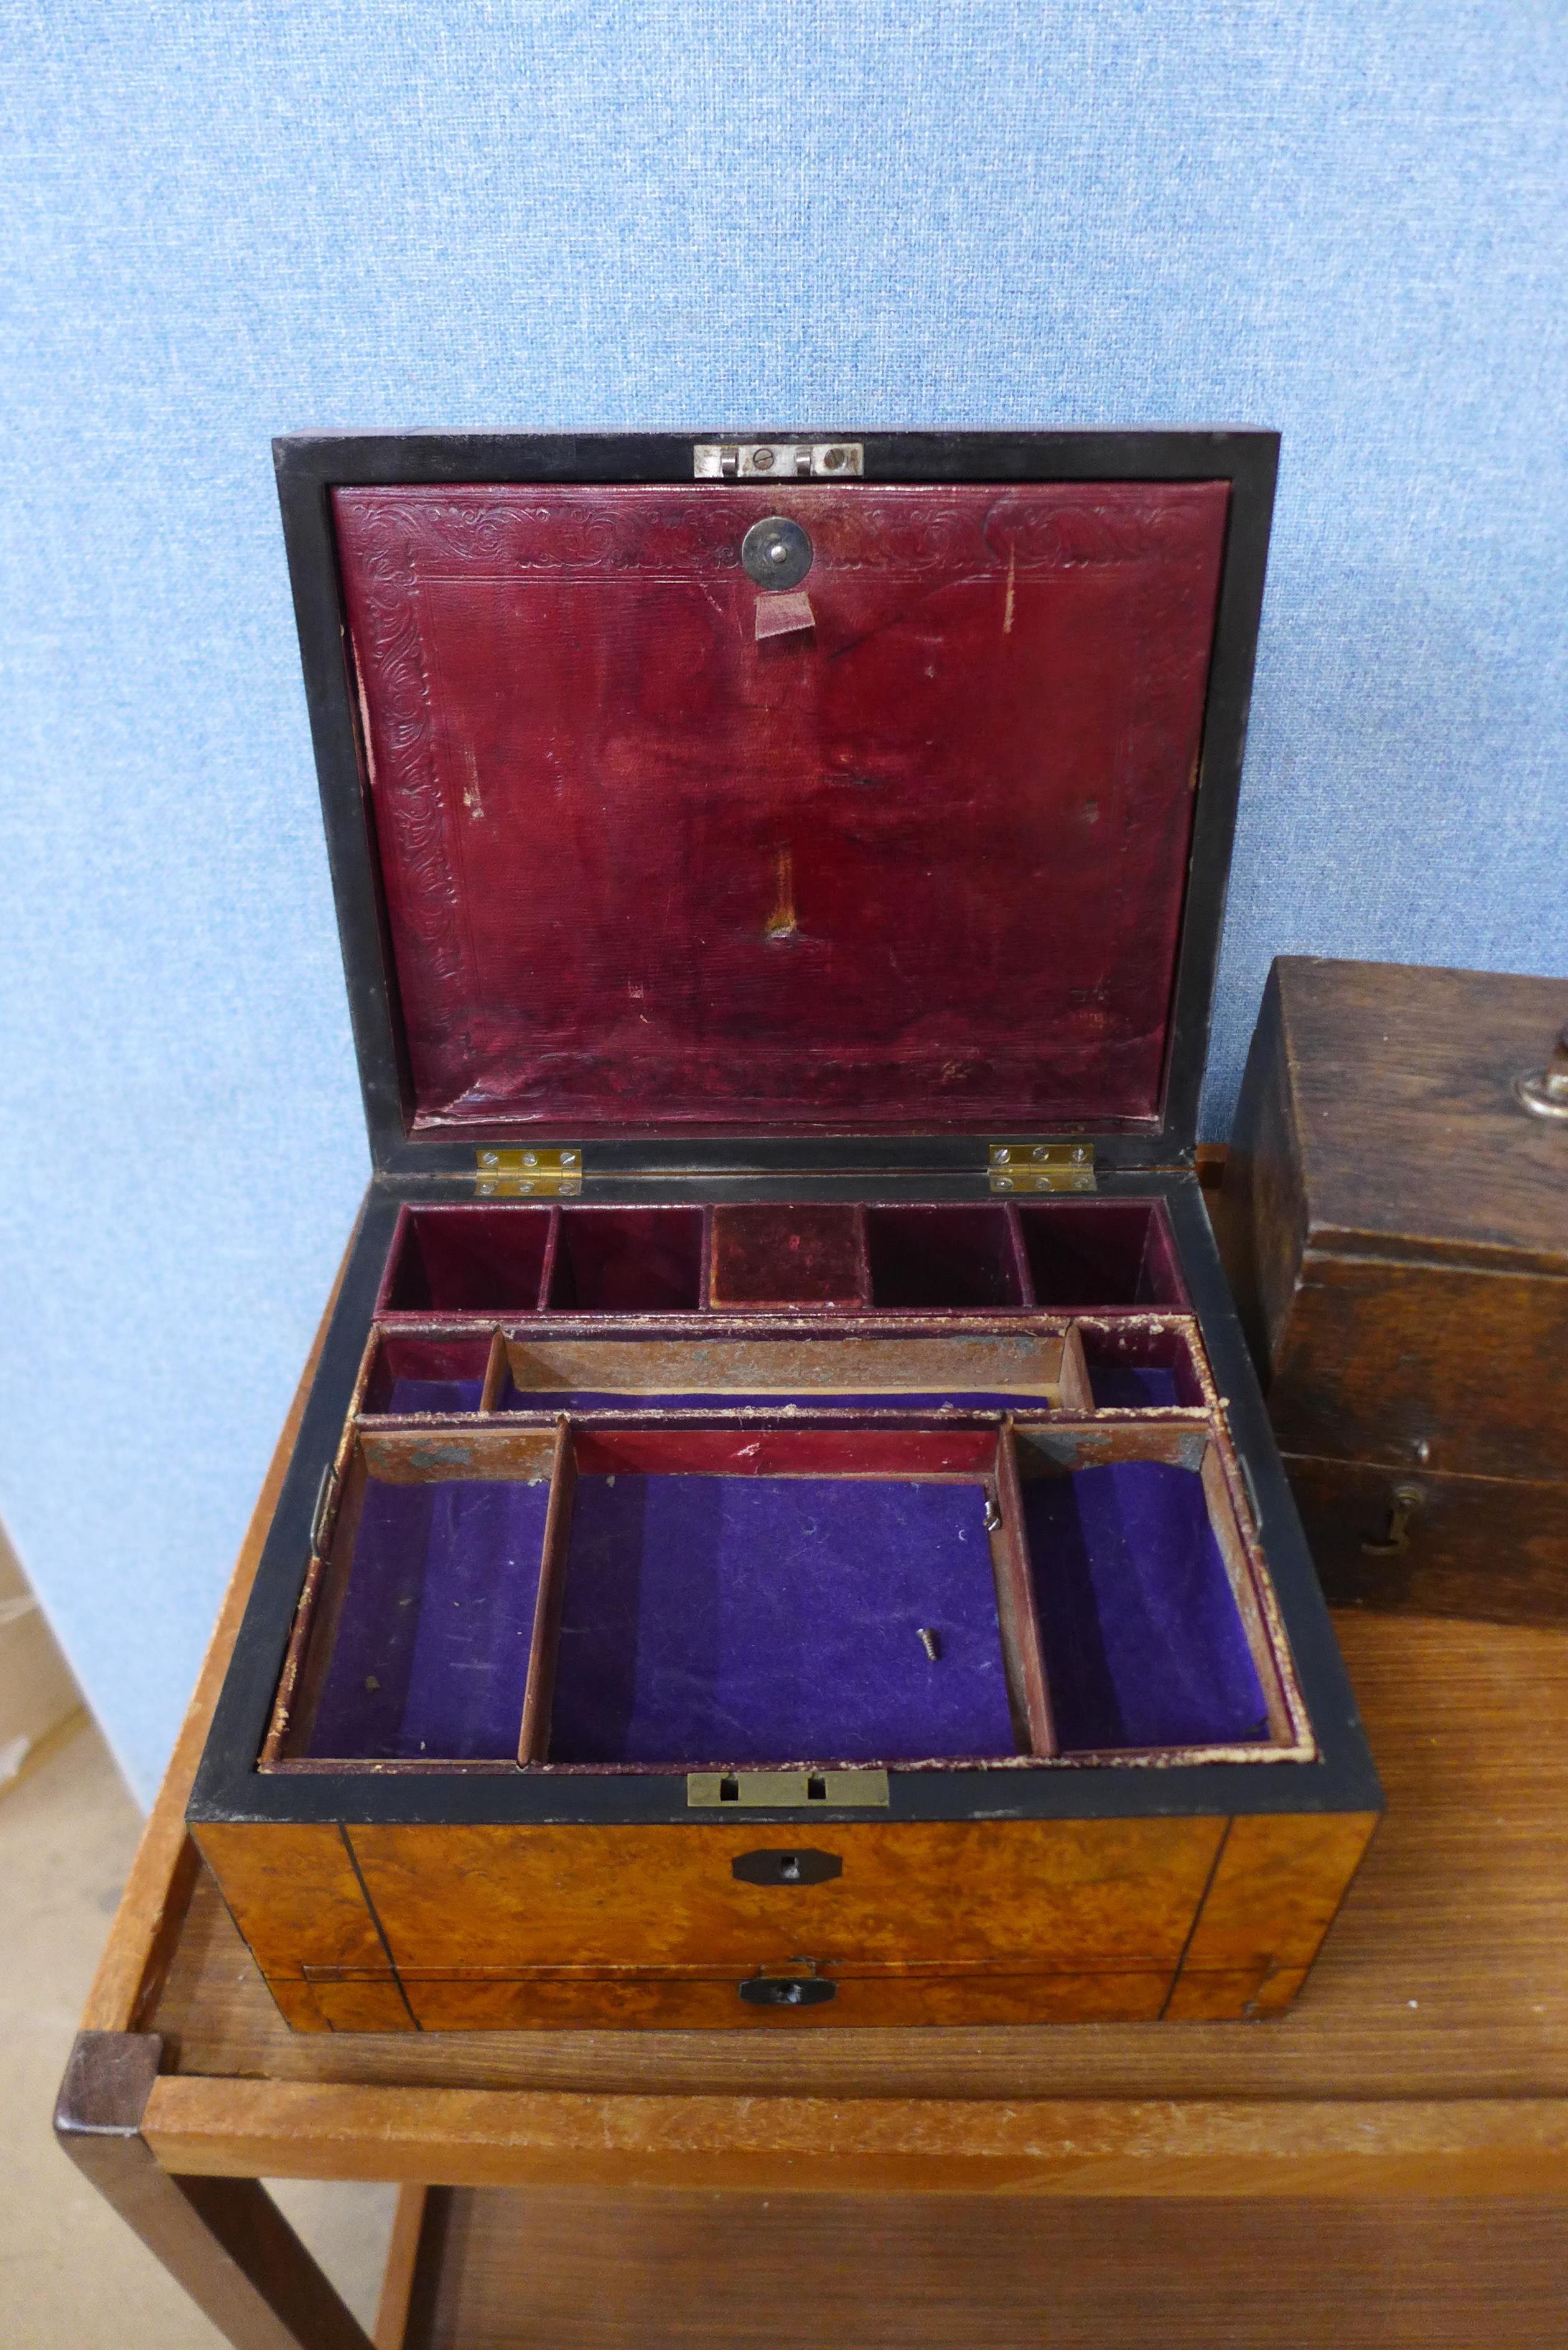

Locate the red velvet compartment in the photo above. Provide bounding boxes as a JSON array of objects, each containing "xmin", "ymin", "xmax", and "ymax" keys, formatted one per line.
[
  {"xmin": 334, "ymin": 480, "xmax": 1229, "ymax": 1138},
  {"xmin": 866, "ymin": 1207, "xmax": 1027, "ymax": 1309},
  {"xmin": 375, "ymin": 1200, "xmax": 1188, "ymax": 1319},
  {"xmin": 379, "ymin": 1206, "xmax": 553, "ymax": 1313},
  {"xmin": 1017, "ymin": 1202, "xmax": 1186, "ymax": 1308},
  {"xmin": 360, "ymin": 1333, "xmax": 495, "ymax": 1414},
  {"xmin": 547, "ymin": 1208, "xmax": 704, "ymax": 1311},
  {"xmin": 1076, "ymin": 1320, "xmax": 1206, "ymax": 1410},
  {"xmin": 709, "ymin": 1204, "xmax": 867, "ymax": 1309}
]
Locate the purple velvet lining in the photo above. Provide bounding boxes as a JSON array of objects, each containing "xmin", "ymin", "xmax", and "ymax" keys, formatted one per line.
[
  {"xmin": 1085, "ymin": 1366, "xmax": 1181, "ymax": 1408},
  {"xmin": 549, "ymin": 1476, "xmax": 1015, "ymax": 1766},
  {"xmin": 308, "ymin": 1479, "xmax": 548, "ymax": 1758},
  {"xmin": 386, "ymin": 1378, "xmax": 487, "ymax": 1414},
  {"xmin": 1024, "ymin": 1463, "xmax": 1267, "ymax": 1749}
]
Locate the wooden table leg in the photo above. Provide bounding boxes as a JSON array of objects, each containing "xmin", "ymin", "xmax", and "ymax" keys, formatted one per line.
[
  {"xmin": 373, "ymin": 2186, "xmax": 429, "ymax": 2350},
  {"xmin": 55, "ymin": 2031, "xmax": 376, "ymax": 2350}
]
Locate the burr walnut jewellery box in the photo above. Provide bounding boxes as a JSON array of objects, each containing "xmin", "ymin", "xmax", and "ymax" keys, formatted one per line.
[{"xmin": 189, "ymin": 430, "xmax": 1381, "ymax": 2033}]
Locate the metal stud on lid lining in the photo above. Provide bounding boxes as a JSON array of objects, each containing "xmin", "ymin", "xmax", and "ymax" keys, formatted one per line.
[{"xmin": 742, "ymin": 515, "xmax": 814, "ymax": 591}]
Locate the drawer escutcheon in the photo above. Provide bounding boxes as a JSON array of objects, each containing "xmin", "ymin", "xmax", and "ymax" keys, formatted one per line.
[
  {"xmin": 731, "ymin": 1848, "xmax": 843, "ymax": 1887},
  {"xmin": 739, "ymin": 1975, "xmax": 837, "ymax": 2008}
]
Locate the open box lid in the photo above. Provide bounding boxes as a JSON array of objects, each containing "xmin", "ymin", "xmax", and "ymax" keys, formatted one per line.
[{"xmin": 276, "ymin": 431, "xmax": 1276, "ymax": 1181}]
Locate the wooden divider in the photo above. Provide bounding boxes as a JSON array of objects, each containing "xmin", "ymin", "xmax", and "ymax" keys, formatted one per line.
[
  {"xmin": 993, "ymin": 1423, "xmax": 1057, "ymax": 1756},
  {"xmin": 518, "ymin": 1418, "xmax": 577, "ymax": 1764}
]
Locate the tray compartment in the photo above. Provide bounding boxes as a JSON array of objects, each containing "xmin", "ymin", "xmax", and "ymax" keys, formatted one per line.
[
  {"xmin": 379, "ymin": 1204, "xmax": 554, "ymax": 1314},
  {"xmin": 548, "ymin": 1206, "xmax": 706, "ymax": 1313},
  {"xmin": 358, "ymin": 1332, "xmax": 498, "ymax": 1416},
  {"xmin": 371, "ymin": 1198, "xmax": 1191, "ymax": 1320},
  {"xmin": 1017, "ymin": 1201, "xmax": 1188, "ymax": 1308},
  {"xmin": 541, "ymin": 1425, "xmax": 1020, "ymax": 1769},
  {"xmin": 1016, "ymin": 1424, "xmax": 1280, "ymax": 1754},
  {"xmin": 497, "ymin": 1329, "xmax": 1073, "ymax": 1415},
  {"xmin": 278, "ymin": 1426, "xmax": 557, "ymax": 1763},
  {"xmin": 709, "ymin": 1204, "xmax": 869, "ymax": 1310},
  {"xmin": 1075, "ymin": 1318, "xmax": 1207, "ymax": 1410},
  {"xmin": 271, "ymin": 1392, "xmax": 1306, "ymax": 1776},
  {"xmin": 864, "ymin": 1205, "xmax": 1029, "ymax": 1309}
]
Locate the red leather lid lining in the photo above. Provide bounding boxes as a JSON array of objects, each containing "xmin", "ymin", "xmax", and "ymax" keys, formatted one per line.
[{"xmin": 335, "ymin": 479, "xmax": 1228, "ymax": 1138}]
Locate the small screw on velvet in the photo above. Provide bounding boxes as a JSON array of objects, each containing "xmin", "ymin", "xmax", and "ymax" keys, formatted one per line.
[{"xmin": 918, "ymin": 1627, "xmax": 941, "ymax": 1662}]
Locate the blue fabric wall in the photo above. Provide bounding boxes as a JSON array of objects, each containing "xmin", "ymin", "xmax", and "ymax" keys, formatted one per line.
[{"xmin": 2, "ymin": 2, "xmax": 1564, "ymax": 1800}]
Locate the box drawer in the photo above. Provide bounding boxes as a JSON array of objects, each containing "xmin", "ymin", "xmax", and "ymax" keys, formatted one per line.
[
  {"xmin": 345, "ymin": 1817, "xmax": 1226, "ymax": 1974},
  {"xmin": 1269, "ymin": 1257, "xmax": 1568, "ymax": 1486},
  {"xmin": 214, "ymin": 1801, "xmax": 1376, "ymax": 2033},
  {"xmin": 266, "ymin": 1959, "xmax": 1308, "ymax": 2031},
  {"xmin": 392, "ymin": 1966, "xmax": 1179, "ymax": 2030},
  {"xmin": 1286, "ymin": 1453, "xmax": 1568, "ymax": 1627}
]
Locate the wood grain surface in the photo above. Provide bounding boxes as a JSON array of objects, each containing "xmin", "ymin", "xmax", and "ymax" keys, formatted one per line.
[
  {"xmin": 386, "ymin": 1968, "xmax": 1177, "ymax": 2033},
  {"xmin": 78, "ymin": 1195, "xmax": 1568, "ymax": 2344},
  {"xmin": 1269, "ymin": 1255, "xmax": 1568, "ymax": 1485},
  {"xmin": 1258, "ymin": 957, "xmax": 1568, "ymax": 1274},
  {"xmin": 393, "ymin": 2186, "xmax": 1568, "ymax": 2349},
  {"xmin": 191, "ymin": 1823, "xmax": 391, "ymax": 1977},
  {"xmin": 140, "ymin": 2072, "xmax": 1568, "ymax": 2196},
  {"xmin": 1287, "ymin": 1453, "xmax": 1568, "ymax": 1626},
  {"xmin": 1218, "ymin": 955, "xmax": 1568, "ymax": 1631},
  {"xmin": 151, "ymin": 1609, "xmax": 1568, "ymax": 2107},
  {"xmin": 344, "ymin": 1814, "xmax": 1226, "ymax": 1973}
]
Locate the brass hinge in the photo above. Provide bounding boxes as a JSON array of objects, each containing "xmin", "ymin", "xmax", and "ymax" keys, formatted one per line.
[
  {"xmin": 693, "ymin": 439, "xmax": 863, "ymax": 481},
  {"xmin": 474, "ymin": 1148, "xmax": 582, "ymax": 1198},
  {"xmin": 989, "ymin": 1144, "xmax": 1096, "ymax": 1194}
]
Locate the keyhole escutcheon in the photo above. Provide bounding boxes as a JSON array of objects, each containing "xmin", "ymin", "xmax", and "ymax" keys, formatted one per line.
[{"xmin": 1362, "ymin": 1482, "xmax": 1426, "ymax": 1557}]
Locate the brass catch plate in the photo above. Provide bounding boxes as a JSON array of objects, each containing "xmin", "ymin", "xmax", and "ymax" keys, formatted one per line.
[
  {"xmin": 694, "ymin": 441, "xmax": 863, "ymax": 481},
  {"xmin": 989, "ymin": 1144, "xmax": 1096, "ymax": 1194},
  {"xmin": 688, "ymin": 1770, "xmax": 890, "ymax": 1809},
  {"xmin": 474, "ymin": 1148, "xmax": 582, "ymax": 1198}
]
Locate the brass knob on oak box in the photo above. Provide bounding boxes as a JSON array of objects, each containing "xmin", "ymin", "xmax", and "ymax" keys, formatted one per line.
[{"xmin": 1514, "ymin": 1023, "xmax": 1568, "ymax": 1123}]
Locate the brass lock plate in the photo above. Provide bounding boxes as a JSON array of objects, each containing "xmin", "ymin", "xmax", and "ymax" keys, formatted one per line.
[{"xmin": 687, "ymin": 1770, "xmax": 890, "ymax": 1809}]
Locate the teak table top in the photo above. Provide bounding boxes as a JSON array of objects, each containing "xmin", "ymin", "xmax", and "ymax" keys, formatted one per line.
[{"xmin": 62, "ymin": 1220, "xmax": 1568, "ymax": 2348}]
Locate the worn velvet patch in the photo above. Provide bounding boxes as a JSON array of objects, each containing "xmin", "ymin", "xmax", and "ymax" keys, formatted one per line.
[
  {"xmin": 549, "ymin": 1474, "xmax": 1015, "ymax": 1766},
  {"xmin": 308, "ymin": 1478, "xmax": 548, "ymax": 1758},
  {"xmin": 1024, "ymin": 1461, "xmax": 1267, "ymax": 1749}
]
